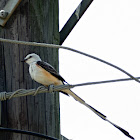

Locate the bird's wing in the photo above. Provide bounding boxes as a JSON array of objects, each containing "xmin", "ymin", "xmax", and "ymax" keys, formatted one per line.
[
  {"xmin": 37, "ymin": 61, "xmax": 69, "ymax": 96},
  {"xmin": 37, "ymin": 61, "xmax": 66, "ymax": 83}
]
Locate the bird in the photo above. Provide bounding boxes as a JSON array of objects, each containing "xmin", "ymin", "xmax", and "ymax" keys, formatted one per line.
[
  {"xmin": 22, "ymin": 53, "xmax": 134, "ymax": 139},
  {"xmin": 21, "ymin": 53, "xmax": 86, "ymax": 104}
]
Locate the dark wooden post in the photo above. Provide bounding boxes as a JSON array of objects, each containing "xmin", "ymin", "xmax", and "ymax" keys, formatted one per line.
[{"xmin": 0, "ymin": 0, "xmax": 60, "ymax": 140}]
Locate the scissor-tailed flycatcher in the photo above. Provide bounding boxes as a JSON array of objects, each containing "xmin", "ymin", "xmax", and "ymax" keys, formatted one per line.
[{"xmin": 22, "ymin": 53, "xmax": 134, "ymax": 139}]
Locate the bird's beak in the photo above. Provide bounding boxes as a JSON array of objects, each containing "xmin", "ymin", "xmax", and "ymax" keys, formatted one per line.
[{"xmin": 21, "ymin": 59, "xmax": 26, "ymax": 62}]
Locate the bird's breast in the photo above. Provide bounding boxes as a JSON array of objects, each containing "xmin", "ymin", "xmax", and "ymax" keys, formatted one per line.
[{"xmin": 29, "ymin": 63, "xmax": 62, "ymax": 86}]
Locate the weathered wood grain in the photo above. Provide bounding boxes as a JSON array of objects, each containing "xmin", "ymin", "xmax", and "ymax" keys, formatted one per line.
[{"xmin": 0, "ymin": 0, "xmax": 60, "ymax": 140}]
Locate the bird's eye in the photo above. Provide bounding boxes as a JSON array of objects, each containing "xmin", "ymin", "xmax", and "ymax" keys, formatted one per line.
[{"xmin": 29, "ymin": 56, "xmax": 32, "ymax": 58}]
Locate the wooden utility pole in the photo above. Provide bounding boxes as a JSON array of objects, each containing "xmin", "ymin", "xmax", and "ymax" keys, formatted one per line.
[{"xmin": 0, "ymin": 0, "xmax": 60, "ymax": 140}]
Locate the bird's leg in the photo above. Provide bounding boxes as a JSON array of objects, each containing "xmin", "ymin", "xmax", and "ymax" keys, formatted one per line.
[{"xmin": 48, "ymin": 84, "xmax": 55, "ymax": 93}]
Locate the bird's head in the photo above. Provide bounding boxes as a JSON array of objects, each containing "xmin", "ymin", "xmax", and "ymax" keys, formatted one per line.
[{"xmin": 21, "ymin": 53, "xmax": 41, "ymax": 65}]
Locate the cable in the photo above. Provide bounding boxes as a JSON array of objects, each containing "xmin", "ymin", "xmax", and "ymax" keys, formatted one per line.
[
  {"xmin": 74, "ymin": 76, "xmax": 140, "ymax": 87},
  {"xmin": 0, "ymin": 76, "xmax": 140, "ymax": 101},
  {"xmin": 0, "ymin": 38, "xmax": 139, "ymax": 83},
  {"xmin": 0, "ymin": 127, "xmax": 58, "ymax": 140}
]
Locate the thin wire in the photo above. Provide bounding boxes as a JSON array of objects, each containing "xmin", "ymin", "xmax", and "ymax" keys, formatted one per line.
[
  {"xmin": 0, "ymin": 127, "xmax": 58, "ymax": 140},
  {"xmin": 0, "ymin": 76, "xmax": 140, "ymax": 101},
  {"xmin": 0, "ymin": 38, "xmax": 139, "ymax": 83},
  {"xmin": 73, "ymin": 76, "xmax": 140, "ymax": 87}
]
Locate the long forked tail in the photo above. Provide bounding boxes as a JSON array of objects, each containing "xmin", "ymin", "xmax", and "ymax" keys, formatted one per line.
[{"xmin": 61, "ymin": 89, "xmax": 134, "ymax": 140}]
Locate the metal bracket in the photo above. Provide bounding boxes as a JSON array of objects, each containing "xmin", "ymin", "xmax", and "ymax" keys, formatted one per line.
[
  {"xmin": 59, "ymin": 0, "xmax": 94, "ymax": 45},
  {"xmin": 0, "ymin": 0, "xmax": 22, "ymax": 27}
]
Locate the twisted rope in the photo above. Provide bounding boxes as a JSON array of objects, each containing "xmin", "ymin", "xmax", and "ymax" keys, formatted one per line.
[
  {"xmin": 0, "ymin": 76, "xmax": 140, "ymax": 101},
  {"xmin": 0, "ymin": 85, "xmax": 73, "ymax": 101},
  {"xmin": 0, "ymin": 38, "xmax": 139, "ymax": 83}
]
